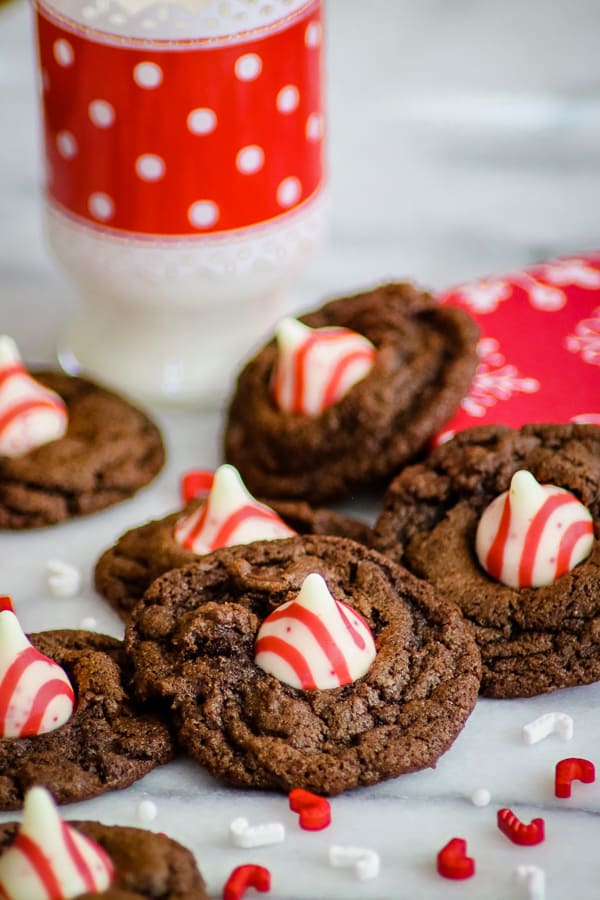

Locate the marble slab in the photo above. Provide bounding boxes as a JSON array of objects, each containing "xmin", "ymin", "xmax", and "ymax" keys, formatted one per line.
[
  {"xmin": 2, "ymin": 1, "xmax": 600, "ymax": 897},
  {"xmin": 3, "ymin": 405, "xmax": 600, "ymax": 900}
]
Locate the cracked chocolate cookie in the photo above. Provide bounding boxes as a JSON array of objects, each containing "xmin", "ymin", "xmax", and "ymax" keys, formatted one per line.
[
  {"xmin": 224, "ymin": 282, "xmax": 479, "ymax": 502},
  {"xmin": 372, "ymin": 423, "xmax": 600, "ymax": 698},
  {"xmin": 125, "ymin": 535, "xmax": 481, "ymax": 796},
  {"xmin": 95, "ymin": 497, "xmax": 372, "ymax": 621},
  {"xmin": 0, "ymin": 821, "xmax": 208, "ymax": 899},
  {"xmin": 0, "ymin": 372, "xmax": 165, "ymax": 529},
  {"xmin": 0, "ymin": 630, "xmax": 175, "ymax": 808}
]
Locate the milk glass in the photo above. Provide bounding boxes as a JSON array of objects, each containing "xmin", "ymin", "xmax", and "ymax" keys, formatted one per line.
[{"xmin": 33, "ymin": 0, "xmax": 325, "ymax": 403}]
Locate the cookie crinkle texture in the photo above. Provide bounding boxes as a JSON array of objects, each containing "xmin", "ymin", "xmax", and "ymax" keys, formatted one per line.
[
  {"xmin": 125, "ymin": 535, "xmax": 481, "ymax": 796},
  {"xmin": 224, "ymin": 282, "xmax": 479, "ymax": 502},
  {"xmin": 0, "ymin": 372, "xmax": 165, "ymax": 529},
  {"xmin": 372, "ymin": 423, "xmax": 600, "ymax": 698},
  {"xmin": 95, "ymin": 497, "xmax": 372, "ymax": 621},
  {"xmin": 0, "ymin": 630, "xmax": 175, "ymax": 809},
  {"xmin": 0, "ymin": 821, "xmax": 208, "ymax": 899}
]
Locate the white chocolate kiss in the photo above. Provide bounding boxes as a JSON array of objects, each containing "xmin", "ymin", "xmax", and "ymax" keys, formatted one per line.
[
  {"xmin": 174, "ymin": 464, "xmax": 295, "ymax": 554},
  {"xmin": 272, "ymin": 318, "xmax": 376, "ymax": 416},
  {"xmin": 254, "ymin": 572, "xmax": 377, "ymax": 690},
  {"xmin": 0, "ymin": 336, "xmax": 67, "ymax": 458},
  {"xmin": 0, "ymin": 787, "xmax": 114, "ymax": 900},
  {"xmin": 0, "ymin": 610, "xmax": 75, "ymax": 738},
  {"xmin": 476, "ymin": 470, "xmax": 594, "ymax": 588}
]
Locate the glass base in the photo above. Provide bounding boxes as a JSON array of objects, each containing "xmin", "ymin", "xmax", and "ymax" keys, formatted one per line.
[
  {"xmin": 45, "ymin": 193, "xmax": 327, "ymax": 407},
  {"xmin": 58, "ymin": 292, "xmax": 285, "ymax": 408}
]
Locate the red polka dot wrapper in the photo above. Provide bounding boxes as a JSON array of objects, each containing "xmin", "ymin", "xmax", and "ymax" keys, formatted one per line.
[
  {"xmin": 438, "ymin": 252, "xmax": 600, "ymax": 439},
  {"xmin": 34, "ymin": 0, "xmax": 323, "ymax": 237}
]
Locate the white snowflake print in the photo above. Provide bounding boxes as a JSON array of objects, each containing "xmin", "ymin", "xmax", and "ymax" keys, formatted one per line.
[
  {"xmin": 451, "ymin": 279, "xmax": 513, "ymax": 314},
  {"xmin": 511, "ymin": 256, "xmax": 600, "ymax": 311},
  {"xmin": 447, "ymin": 255, "xmax": 600, "ymax": 315},
  {"xmin": 571, "ymin": 413, "xmax": 600, "ymax": 425},
  {"xmin": 565, "ymin": 306, "xmax": 600, "ymax": 366},
  {"xmin": 537, "ymin": 257, "xmax": 600, "ymax": 289},
  {"xmin": 512, "ymin": 272, "xmax": 566, "ymax": 311},
  {"xmin": 461, "ymin": 338, "xmax": 540, "ymax": 418},
  {"xmin": 435, "ymin": 428, "xmax": 456, "ymax": 445}
]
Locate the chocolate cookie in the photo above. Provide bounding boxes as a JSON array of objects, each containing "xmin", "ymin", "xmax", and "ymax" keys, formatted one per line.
[
  {"xmin": 0, "ymin": 821, "xmax": 208, "ymax": 899},
  {"xmin": 0, "ymin": 372, "xmax": 165, "ymax": 529},
  {"xmin": 125, "ymin": 535, "xmax": 481, "ymax": 796},
  {"xmin": 372, "ymin": 423, "xmax": 600, "ymax": 698},
  {"xmin": 95, "ymin": 498, "xmax": 373, "ymax": 621},
  {"xmin": 0, "ymin": 630, "xmax": 175, "ymax": 809},
  {"xmin": 224, "ymin": 283, "xmax": 479, "ymax": 502}
]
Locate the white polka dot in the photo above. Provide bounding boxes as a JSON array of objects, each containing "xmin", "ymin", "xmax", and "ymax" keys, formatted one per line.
[
  {"xmin": 88, "ymin": 192, "xmax": 114, "ymax": 222},
  {"xmin": 276, "ymin": 176, "xmax": 301, "ymax": 208},
  {"xmin": 236, "ymin": 145, "xmax": 264, "ymax": 174},
  {"xmin": 88, "ymin": 99, "xmax": 115, "ymax": 128},
  {"xmin": 134, "ymin": 61, "xmax": 163, "ymax": 89},
  {"xmin": 234, "ymin": 53, "xmax": 262, "ymax": 81},
  {"xmin": 188, "ymin": 200, "xmax": 219, "ymax": 229},
  {"xmin": 305, "ymin": 21, "xmax": 322, "ymax": 47},
  {"xmin": 40, "ymin": 68, "xmax": 50, "ymax": 94},
  {"xmin": 276, "ymin": 84, "xmax": 299, "ymax": 114},
  {"xmin": 79, "ymin": 616, "xmax": 97, "ymax": 631},
  {"xmin": 135, "ymin": 153, "xmax": 165, "ymax": 182},
  {"xmin": 56, "ymin": 131, "xmax": 78, "ymax": 159},
  {"xmin": 305, "ymin": 112, "xmax": 323, "ymax": 141},
  {"xmin": 53, "ymin": 39, "xmax": 74, "ymax": 67},
  {"xmin": 187, "ymin": 107, "xmax": 217, "ymax": 135}
]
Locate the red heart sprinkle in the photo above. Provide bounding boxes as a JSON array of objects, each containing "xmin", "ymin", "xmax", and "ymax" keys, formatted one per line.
[{"xmin": 436, "ymin": 837, "xmax": 475, "ymax": 880}]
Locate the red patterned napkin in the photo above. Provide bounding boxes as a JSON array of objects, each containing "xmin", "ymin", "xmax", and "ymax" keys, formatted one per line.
[{"xmin": 438, "ymin": 251, "xmax": 600, "ymax": 441}]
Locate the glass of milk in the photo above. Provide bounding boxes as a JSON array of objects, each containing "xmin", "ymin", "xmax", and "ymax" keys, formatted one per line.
[{"xmin": 33, "ymin": 0, "xmax": 325, "ymax": 404}]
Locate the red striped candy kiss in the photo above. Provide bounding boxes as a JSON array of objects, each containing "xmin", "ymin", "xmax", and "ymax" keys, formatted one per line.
[
  {"xmin": 174, "ymin": 463, "xmax": 295, "ymax": 555},
  {"xmin": 254, "ymin": 572, "xmax": 377, "ymax": 690},
  {"xmin": 0, "ymin": 610, "xmax": 75, "ymax": 738},
  {"xmin": 271, "ymin": 318, "xmax": 376, "ymax": 416},
  {"xmin": 0, "ymin": 786, "xmax": 114, "ymax": 900},
  {"xmin": 0, "ymin": 336, "xmax": 67, "ymax": 458},
  {"xmin": 475, "ymin": 470, "xmax": 594, "ymax": 588}
]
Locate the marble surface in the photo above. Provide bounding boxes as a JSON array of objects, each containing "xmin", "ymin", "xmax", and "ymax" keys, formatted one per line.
[{"xmin": 2, "ymin": 1, "xmax": 600, "ymax": 897}]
